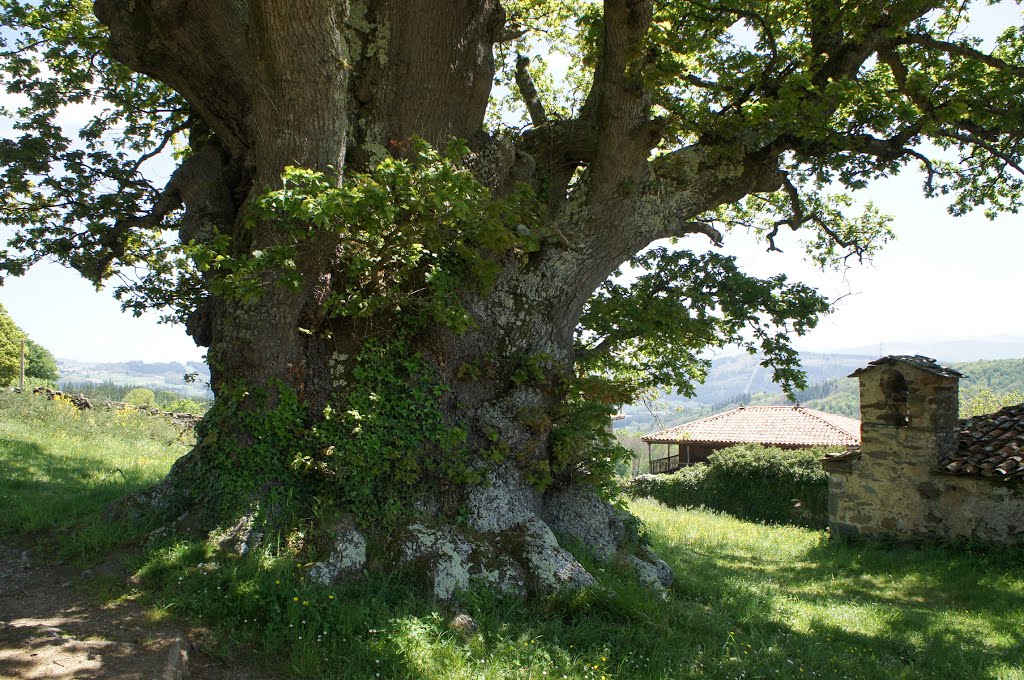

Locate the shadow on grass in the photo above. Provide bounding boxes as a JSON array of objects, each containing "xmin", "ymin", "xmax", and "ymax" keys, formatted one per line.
[
  {"xmin": 4, "ymin": 431, "xmax": 1020, "ymax": 679},
  {"xmin": 643, "ymin": 530, "xmax": 1024, "ymax": 679},
  {"xmin": 784, "ymin": 536, "xmax": 1024, "ymax": 618},
  {"xmin": 130, "ymin": 521, "xmax": 1024, "ymax": 680},
  {"xmin": 0, "ymin": 436, "xmax": 161, "ymax": 561}
]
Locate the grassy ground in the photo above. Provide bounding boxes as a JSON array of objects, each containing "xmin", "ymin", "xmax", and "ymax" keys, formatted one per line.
[
  {"xmin": 0, "ymin": 390, "xmax": 189, "ymax": 560},
  {"xmin": 2, "ymin": 391, "xmax": 1022, "ymax": 679}
]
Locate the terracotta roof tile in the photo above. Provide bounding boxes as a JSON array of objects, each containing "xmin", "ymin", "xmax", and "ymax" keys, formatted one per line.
[
  {"xmin": 641, "ymin": 405, "xmax": 861, "ymax": 447},
  {"xmin": 942, "ymin": 403, "xmax": 1024, "ymax": 482}
]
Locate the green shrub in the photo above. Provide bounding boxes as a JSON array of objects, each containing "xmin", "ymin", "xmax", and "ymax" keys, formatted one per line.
[
  {"xmin": 628, "ymin": 463, "xmax": 710, "ymax": 506},
  {"xmin": 123, "ymin": 387, "xmax": 157, "ymax": 407},
  {"xmin": 163, "ymin": 397, "xmax": 209, "ymax": 415},
  {"xmin": 625, "ymin": 443, "xmax": 835, "ymax": 527},
  {"xmin": 22, "ymin": 375, "xmax": 58, "ymax": 390}
]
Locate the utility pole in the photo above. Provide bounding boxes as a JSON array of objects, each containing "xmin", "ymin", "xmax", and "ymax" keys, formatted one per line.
[{"xmin": 19, "ymin": 339, "xmax": 25, "ymax": 390}]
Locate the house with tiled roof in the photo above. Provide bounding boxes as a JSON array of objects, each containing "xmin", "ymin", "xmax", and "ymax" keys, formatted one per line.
[
  {"xmin": 823, "ymin": 355, "xmax": 1024, "ymax": 544},
  {"xmin": 641, "ymin": 405, "xmax": 860, "ymax": 474}
]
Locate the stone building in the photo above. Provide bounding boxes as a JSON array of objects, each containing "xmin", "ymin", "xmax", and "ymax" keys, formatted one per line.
[{"xmin": 824, "ymin": 355, "xmax": 1024, "ymax": 543}]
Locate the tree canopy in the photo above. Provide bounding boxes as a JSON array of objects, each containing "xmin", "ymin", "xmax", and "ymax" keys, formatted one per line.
[
  {"xmin": 24, "ymin": 336, "xmax": 58, "ymax": 382},
  {"xmin": 0, "ymin": 301, "xmax": 59, "ymax": 385},
  {"xmin": 3, "ymin": 0, "xmax": 1020, "ymax": 399},
  {"xmin": 0, "ymin": 302, "xmax": 22, "ymax": 384}
]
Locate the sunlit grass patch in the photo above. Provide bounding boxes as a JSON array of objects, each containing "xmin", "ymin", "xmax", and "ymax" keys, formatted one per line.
[
  {"xmin": 631, "ymin": 497, "xmax": 1024, "ymax": 680},
  {"xmin": 0, "ymin": 390, "xmax": 188, "ymax": 560},
  {"xmin": 2, "ymin": 392, "xmax": 1022, "ymax": 679}
]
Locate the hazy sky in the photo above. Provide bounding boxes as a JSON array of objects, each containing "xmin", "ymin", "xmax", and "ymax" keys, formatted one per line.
[{"xmin": 1, "ymin": 4, "xmax": 1023, "ymax": 363}]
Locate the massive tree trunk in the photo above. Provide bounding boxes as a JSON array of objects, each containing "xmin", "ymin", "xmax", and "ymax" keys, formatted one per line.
[
  {"xmin": 92, "ymin": 0, "xmax": 676, "ymax": 598},
  {"xmin": 3, "ymin": 0, "xmax": 1013, "ymax": 601}
]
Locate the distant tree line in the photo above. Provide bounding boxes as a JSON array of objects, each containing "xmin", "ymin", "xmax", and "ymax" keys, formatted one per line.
[
  {"xmin": 0, "ymin": 303, "xmax": 58, "ymax": 387},
  {"xmin": 59, "ymin": 380, "xmax": 211, "ymax": 414}
]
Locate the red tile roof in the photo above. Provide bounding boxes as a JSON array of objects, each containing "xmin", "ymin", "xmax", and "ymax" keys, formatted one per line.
[
  {"xmin": 942, "ymin": 403, "xmax": 1024, "ymax": 482},
  {"xmin": 641, "ymin": 406, "xmax": 861, "ymax": 447}
]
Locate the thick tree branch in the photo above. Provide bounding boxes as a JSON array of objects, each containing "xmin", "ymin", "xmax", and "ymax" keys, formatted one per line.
[
  {"xmin": 571, "ymin": 141, "xmax": 783, "ymax": 272},
  {"xmin": 497, "ymin": 26, "xmax": 529, "ymax": 43},
  {"xmin": 117, "ymin": 167, "xmax": 186, "ymax": 231},
  {"xmin": 581, "ymin": 0, "xmax": 658, "ymax": 186},
  {"xmin": 899, "ymin": 33, "xmax": 1024, "ymax": 75},
  {"xmin": 94, "ymin": 0, "xmax": 254, "ymax": 155},
  {"xmin": 781, "ymin": 122, "xmax": 929, "ymax": 170},
  {"xmin": 517, "ymin": 117, "xmax": 598, "ymax": 203},
  {"xmin": 572, "ymin": 3, "xmax": 948, "ymax": 284},
  {"xmin": 660, "ymin": 221, "xmax": 724, "ymax": 246},
  {"xmin": 679, "ymin": 72, "xmax": 721, "ymax": 90},
  {"xmin": 515, "ymin": 54, "xmax": 549, "ymax": 126},
  {"xmin": 905, "ymin": 148, "xmax": 939, "ymax": 194},
  {"xmin": 878, "ymin": 46, "xmax": 910, "ymax": 92},
  {"xmin": 811, "ymin": 1, "xmax": 940, "ymax": 86},
  {"xmin": 81, "ymin": 138, "xmax": 217, "ymax": 283},
  {"xmin": 577, "ymin": 333, "xmax": 623, "ymax": 361},
  {"xmin": 762, "ymin": 173, "xmax": 803, "ymax": 252}
]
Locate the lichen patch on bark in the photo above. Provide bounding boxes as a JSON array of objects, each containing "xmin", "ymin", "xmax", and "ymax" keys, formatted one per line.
[
  {"xmin": 466, "ymin": 463, "xmax": 541, "ymax": 534},
  {"xmin": 309, "ymin": 524, "xmax": 368, "ymax": 586},
  {"xmin": 543, "ymin": 485, "xmax": 624, "ymax": 561}
]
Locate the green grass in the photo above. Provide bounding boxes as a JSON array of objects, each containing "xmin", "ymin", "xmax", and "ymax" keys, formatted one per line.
[
  {"xmin": 0, "ymin": 390, "xmax": 189, "ymax": 560},
  {"xmin": 2, "ymin": 391, "xmax": 1023, "ymax": 679}
]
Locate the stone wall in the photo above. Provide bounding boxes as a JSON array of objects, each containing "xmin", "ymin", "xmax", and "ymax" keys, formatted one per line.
[
  {"xmin": 825, "ymin": 356, "xmax": 1024, "ymax": 544},
  {"xmin": 11, "ymin": 387, "xmax": 203, "ymax": 429},
  {"xmin": 825, "ymin": 440, "xmax": 1024, "ymax": 543}
]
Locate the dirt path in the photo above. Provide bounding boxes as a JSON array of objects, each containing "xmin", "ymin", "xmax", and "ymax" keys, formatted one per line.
[{"xmin": 0, "ymin": 541, "xmax": 273, "ymax": 680}]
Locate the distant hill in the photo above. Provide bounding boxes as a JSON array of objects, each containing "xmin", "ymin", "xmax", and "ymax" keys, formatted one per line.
[
  {"xmin": 821, "ymin": 338, "xmax": 1024, "ymax": 362},
  {"xmin": 952, "ymin": 358, "xmax": 1024, "ymax": 394},
  {"xmin": 58, "ymin": 359, "xmax": 212, "ymax": 399},
  {"xmin": 617, "ymin": 354, "xmax": 1024, "ymax": 433},
  {"xmin": 682, "ymin": 352, "xmax": 872, "ymax": 405}
]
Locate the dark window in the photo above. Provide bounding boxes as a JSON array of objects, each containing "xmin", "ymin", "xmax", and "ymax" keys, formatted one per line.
[{"xmin": 879, "ymin": 368, "xmax": 910, "ymax": 426}]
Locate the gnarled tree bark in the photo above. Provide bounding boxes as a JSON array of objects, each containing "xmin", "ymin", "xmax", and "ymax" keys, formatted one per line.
[
  {"xmin": 92, "ymin": 0, "xmax": 786, "ymax": 598},
  {"xmin": 71, "ymin": 0, "xmax": 1024, "ymax": 599}
]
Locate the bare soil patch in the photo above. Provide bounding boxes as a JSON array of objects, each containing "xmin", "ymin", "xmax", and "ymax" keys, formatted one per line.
[{"xmin": 0, "ymin": 541, "xmax": 275, "ymax": 680}]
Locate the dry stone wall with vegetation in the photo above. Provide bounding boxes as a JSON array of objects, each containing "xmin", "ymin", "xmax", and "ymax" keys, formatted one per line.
[
  {"xmin": 12, "ymin": 387, "xmax": 202, "ymax": 429},
  {"xmin": 825, "ymin": 357, "xmax": 1024, "ymax": 544}
]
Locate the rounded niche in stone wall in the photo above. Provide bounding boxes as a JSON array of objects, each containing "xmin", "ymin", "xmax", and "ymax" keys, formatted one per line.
[{"xmin": 879, "ymin": 368, "xmax": 910, "ymax": 427}]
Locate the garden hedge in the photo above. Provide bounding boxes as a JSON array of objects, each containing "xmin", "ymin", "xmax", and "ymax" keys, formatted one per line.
[{"xmin": 625, "ymin": 444, "xmax": 837, "ymax": 528}]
